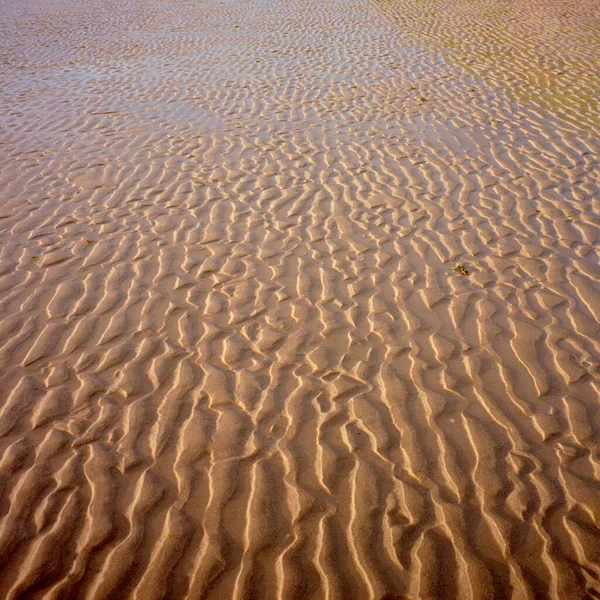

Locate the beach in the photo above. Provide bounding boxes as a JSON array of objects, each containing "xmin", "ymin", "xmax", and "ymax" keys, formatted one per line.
[{"xmin": 0, "ymin": 0, "xmax": 599, "ymax": 597}]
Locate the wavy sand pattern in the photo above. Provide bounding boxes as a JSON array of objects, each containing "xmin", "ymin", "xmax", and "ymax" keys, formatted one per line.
[{"xmin": 0, "ymin": 0, "xmax": 599, "ymax": 597}]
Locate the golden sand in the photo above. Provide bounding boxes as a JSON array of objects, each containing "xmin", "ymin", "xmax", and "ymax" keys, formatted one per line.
[{"xmin": 0, "ymin": 0, "xmax": 599, "ymax": 597}]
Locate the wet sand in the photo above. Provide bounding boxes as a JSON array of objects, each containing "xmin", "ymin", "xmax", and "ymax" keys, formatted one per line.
[{"xmin": 0, "ymin": 0, "xmax": 599, "ymax": 597}]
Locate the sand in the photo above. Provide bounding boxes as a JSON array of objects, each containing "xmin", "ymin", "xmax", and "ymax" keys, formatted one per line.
[{"xmin": 0, "ymin": 0, "xmax": 599, "ymax": 596}]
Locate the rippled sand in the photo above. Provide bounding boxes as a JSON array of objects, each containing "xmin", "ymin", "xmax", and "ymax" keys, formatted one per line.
[{"xmin": 0, "ymin": 0, "xmax": 599, "ymax": 597}]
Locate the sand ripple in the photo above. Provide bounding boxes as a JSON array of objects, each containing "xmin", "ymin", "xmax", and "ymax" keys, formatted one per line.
[{"xmin": 0, "ymin": 0, "xmax": 599, "ymax": 597}]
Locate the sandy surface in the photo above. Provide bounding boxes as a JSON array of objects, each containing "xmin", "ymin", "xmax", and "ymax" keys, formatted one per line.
[{"xmin": 0, "ymin": 0, "xmax": 599, "ymax": 597}]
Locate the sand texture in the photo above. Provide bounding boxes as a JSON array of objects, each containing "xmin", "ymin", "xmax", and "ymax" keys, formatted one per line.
[{"xmin": 0, "ymin": 0, "xmax": 599, "ymax": 597}]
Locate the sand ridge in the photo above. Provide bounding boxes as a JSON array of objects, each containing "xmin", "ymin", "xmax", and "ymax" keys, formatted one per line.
[{"xmin": 0, "ymin": 0, "xmax": 599, "ymax": 597}]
